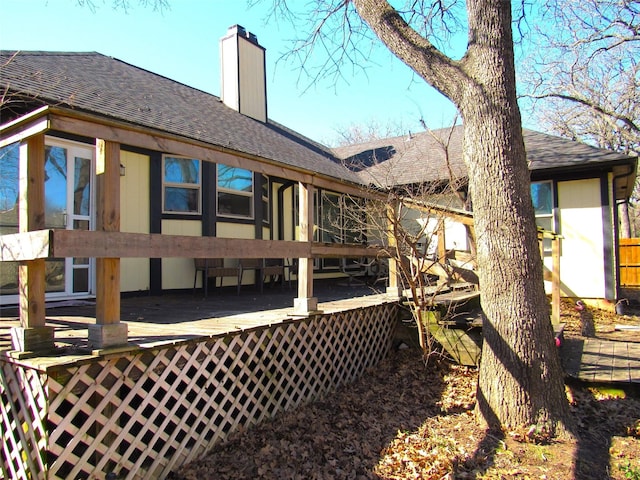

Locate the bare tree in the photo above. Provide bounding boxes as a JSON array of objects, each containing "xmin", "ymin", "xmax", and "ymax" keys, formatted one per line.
[
  {"xmin": 331, "ymin": 122, "xmax": 476, "ymax": 363},
  {"xmin": 524, "ymin": 0, "xmax": 639, "ymax": 150},
  {"xmin": 522, "ymin": 0, "xmax": 639, "ymax": 238},
  {"xmin": 262, "ymin": 0, "xmax": 571, "ymax": 436},
  {"xmin": 74, "ymin": 0, "xmax": 169, "ymax": 13},
  {"xmin": 329, "ymin": 118, "xmax": 412, "ymax": 147}
]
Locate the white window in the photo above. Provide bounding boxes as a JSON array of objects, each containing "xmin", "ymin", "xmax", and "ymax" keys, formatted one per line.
[
  {"xmin": 162, "ymin": 156, "xmax": 201, "ymax": 214},
  {"xmin": 531, "ymin": 180, "xmax": 554, "ymax": 252},
  {"xmin": 217, "ymin": 164, "xmax": 253, "ymax": 218}
]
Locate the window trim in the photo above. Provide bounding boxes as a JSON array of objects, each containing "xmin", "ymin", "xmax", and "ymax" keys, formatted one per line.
[
  {"xmin": 261, "ymin": 174, "xmax": 270, "ymax": 225},
  {"xmin": 216, "ymin": 163, "xmax": 254, "ymax": 219},
  {"xmin": 531, "ymin": 180, "xmax": 555, "ymax": 253},
  {"xmin": 161, "ymin": 155, "xmax": 201, "ymax": 215}
]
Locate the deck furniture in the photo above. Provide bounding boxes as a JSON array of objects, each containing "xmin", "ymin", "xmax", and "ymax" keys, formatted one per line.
[
  {"xmin": 239, "ymin": 258, "xmax": 285, "ymax": 294},
  {"xmin": 194, "ymin": 258, "xmax": 241, "ymax": 296}
]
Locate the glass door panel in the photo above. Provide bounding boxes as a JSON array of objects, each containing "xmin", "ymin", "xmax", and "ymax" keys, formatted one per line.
[
  {"xmin": 44, "ymin": 145, "xmax": 69, "ymax": 293},
  {"xmin": 44, "ymin": 143, "xmax": 94, "ymax": 297},
  {"xmin": 0, "ymin": 143, "xmax": 19, "ymax": 296},
  {"xmin": 71, "ymin": 155, "xmax": 92, "ymax": 293}
]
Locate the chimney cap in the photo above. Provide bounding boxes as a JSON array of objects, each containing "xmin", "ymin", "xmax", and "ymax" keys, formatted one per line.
[{"xmin": 227, "ymin": 24, "xmax": 259, "ymax": 45}]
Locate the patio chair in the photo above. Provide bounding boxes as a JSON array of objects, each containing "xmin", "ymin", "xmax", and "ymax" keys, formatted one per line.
[
  {"xmin": 239, "ymin": 258, "xmax": 285, "ymax": 294},
  {"xmin": 263, "ymin": 258, "xmax": 285, "ymax": 288},
  {"xmin": 193, "ymin": 258, "xmax": 241, "ymax": 297}
]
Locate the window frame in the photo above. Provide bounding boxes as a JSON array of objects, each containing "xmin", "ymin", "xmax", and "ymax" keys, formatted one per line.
[
  {"xmin": 530, "ymin": 180, "xmax": 555, "ymax": 253},
  {"xmin": 216, "ymin": 163, "xmax": 254, "ymax": 219},
  {"xmin": 261, "ymin": 175, "xmax": 270, "ymax": 225},
  {"xmin": 161, "ymin": 155, "xmax": 202, "ymax": 215}
]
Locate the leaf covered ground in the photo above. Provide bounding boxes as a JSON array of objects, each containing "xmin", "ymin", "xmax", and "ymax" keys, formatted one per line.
[{"xmin": 171, "ymin": 301, "xmax": 640, "ymax": 480}]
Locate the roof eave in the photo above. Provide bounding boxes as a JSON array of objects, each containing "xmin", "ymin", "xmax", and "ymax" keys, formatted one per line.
[{"xmin": 0, "ymin": 105, "xmax": 374, "ymax": 196}]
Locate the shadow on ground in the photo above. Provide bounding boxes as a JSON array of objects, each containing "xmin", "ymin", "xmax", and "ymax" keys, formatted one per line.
[{"xmin": 169, "ymin": 348, "xmax": 457, "ymax": 479}]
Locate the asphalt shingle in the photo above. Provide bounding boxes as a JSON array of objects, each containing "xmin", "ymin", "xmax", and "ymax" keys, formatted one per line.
[
  {"xmin": 332, "ymin": 125, "xmax": 634, "ymax": 188},
  {"xmin": 0, "ymin": 51, "xmax": 360, "ymax": 183}
]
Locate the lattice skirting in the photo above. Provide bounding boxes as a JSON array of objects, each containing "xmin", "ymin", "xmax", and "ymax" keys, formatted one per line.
[{"xmin": 1, "ymin": 303, "xmax": 397, "ymax": 480}]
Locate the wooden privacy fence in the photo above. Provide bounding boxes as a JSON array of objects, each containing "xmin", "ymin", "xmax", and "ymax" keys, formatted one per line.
[
  {"xmin": 1, "ymin": 302, "xmax": 397, "ymax": 480},
  {"xmin": 619, "ymin": 238, "xmax": 640, "ymax": 288}
]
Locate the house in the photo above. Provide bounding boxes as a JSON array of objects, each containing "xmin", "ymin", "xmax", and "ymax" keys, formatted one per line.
[
  {"xmin": 0, "ymin": 26, "xmax": 378, "ymax": 313},
  {"xmin": 333, "ymin": 126, "xmax": 637, "ymax": 303},
  {"xmin": 1, "ymin": 25, "xmax": 638, "ymax": 478},
  {"xmin": 0, "ymin": 25, "xmax": 636, "ymax": 347}
]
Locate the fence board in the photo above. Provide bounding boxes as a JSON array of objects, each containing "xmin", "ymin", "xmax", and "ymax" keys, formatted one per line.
[{"xmin": 619, "ymin": 238, "xmax": 640, "ymax": 287}]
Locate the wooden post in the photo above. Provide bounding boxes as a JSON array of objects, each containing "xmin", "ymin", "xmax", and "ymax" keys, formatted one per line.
[
  {"xmin": 88, "ymin": 139, "xmax": 128, "ymax": 349},
  {"xmin": 293, "ymin": 181, "xmax": 319, "ymax": 314},
  {"xmin": 11, "ymin": 134, "xmax": 55, "ymax": 354},
  {"xmin": 437, "ymin": 219, "xmax": 446, "ymax": 260},
  {"xmin": 386, "ymin": 202, "xmax": 401, "ymax": 297},
  {"xmin": 551, "ymin": 235, "xmax": 561, "ymax": 325}
]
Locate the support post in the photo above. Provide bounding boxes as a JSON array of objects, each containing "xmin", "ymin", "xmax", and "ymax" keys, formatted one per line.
[
  {"xmin": 88, "ymin": 139, "xmax": 128, "ymax": 349},
  {"xmin": 386, "ymin": 202, "xmax": 401, "ymax": 297},
  {"xmin": 437, "ymin": 219, "xmax": 446, "ymax": 261},
  {"xmin": 293, "ymin": 181, "xmax": 319, "ymax": 315},
  {"xmin": 11, "ymin": 134, "xmax": 55, "ymax": 355},
  {"xmin": 551, "ymin": 235, "xmax": 561, "ymax": 325}
]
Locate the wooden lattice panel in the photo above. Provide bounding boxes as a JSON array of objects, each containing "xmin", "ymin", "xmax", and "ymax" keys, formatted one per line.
[
  {"xmin": 0, "ymin": 361, "xmax": 49, "ymax": 480},
  {"xmin": 2, "ymin": 303, "xmax": 396, "ymax": 479}
]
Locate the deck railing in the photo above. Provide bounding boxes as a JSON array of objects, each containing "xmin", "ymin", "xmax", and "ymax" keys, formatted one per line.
[{"xmin": 1, "ymin": 301, "xmax": 397, "ymax": 480}]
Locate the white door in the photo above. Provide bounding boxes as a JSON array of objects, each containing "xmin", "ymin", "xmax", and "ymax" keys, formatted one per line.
[{"xmin": 43, "ymin": 139, "xmax": 95, "ymax": 298}]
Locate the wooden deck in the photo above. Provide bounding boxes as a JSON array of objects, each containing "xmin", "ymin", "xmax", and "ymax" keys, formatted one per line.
[
  {"xmin": 4, "ymin": 281, "xmax": 640, "ymax": 385},
  {"xmin": 0, "ymin": 281, "xmax": 392, "ymax": 368},
  {"xmin": 562, "ymin": 337, "xmax": 640, "ymax": 384}
]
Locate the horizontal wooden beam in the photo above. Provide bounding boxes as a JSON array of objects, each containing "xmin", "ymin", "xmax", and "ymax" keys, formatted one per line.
[
  {"xmin": 47, "ymin": 113, "xmax": 316, "ymax": 185},
  {"xmin": 405, "ymin": 200, "xmax": 475, "ymax": 227},
  {"xmin": 0, "ymin": 115, "xmax": 50, "ymax": 149},
  {"xmin": 311, "ymin": 243, "xmax": 388, "ymax": 258},
  {"xmin": 0, "ymin": 229, "xmax": 387, "ymax": 261},
  {"xmin": 48, "ymin": 112, "xmax": 383, "ymax": 199}
]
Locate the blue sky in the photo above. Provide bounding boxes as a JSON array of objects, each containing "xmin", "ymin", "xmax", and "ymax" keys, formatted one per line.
[{"xmin": 1, "ymin": 1, "xmax": 468, "ymax": 145}]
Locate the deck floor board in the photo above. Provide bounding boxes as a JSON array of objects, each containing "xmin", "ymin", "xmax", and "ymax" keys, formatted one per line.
[{"xmin": 562, "ymin": 337, "xmax": 640, "ymax": 384}]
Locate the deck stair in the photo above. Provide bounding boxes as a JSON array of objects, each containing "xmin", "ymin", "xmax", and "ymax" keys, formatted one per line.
[
  {"xmin": 419, "ymin": 290, "xmax": 565, "ymax": 367},
  {"xmin": 423, "ymin": 284, "xmax": 484, "ymax": 366}
]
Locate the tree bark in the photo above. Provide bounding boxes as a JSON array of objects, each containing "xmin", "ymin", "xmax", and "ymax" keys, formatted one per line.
[
  {"xmin": 620, "ymin": 201, "xmax": 631, "ymax": 239},
  {"xmin": 353, "ymin": 0, "xmax": 571, "ymax": 433}
]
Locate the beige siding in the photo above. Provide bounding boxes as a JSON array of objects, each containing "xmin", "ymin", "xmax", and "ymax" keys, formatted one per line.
[
  {"xmin": 237, "ymin": 38, "xmax": 266, "ymax": 122},
  {"xmin": 217, "ymin": 222, "xmax": 254, "ymax": 239},
  {"xmin": 217, "ymin": 223, "xmax": 254, "ymax": 286},
  {"xmin": 161, "ymin": 220, "xmax": 202, "ymax": 290},
  {"xmin": 120, "ymin": 151, "xmax": 150, "ymax": 292},
  {"xmin": 556, "ymin": 178, "xmax": 606, "ymax": 298},
  {"xmin": 283, "ymin": 189, "xmax": 295, "ymax": 241}
]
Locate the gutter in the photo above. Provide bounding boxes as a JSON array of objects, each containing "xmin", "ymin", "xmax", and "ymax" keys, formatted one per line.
[{"xmin": 612, "ymin": 161, "xmax": 637, "ymax": 300}]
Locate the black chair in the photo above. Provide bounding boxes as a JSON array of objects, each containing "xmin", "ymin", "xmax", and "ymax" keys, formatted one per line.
[
  {"xmin": 238, "ymin": 258, "xmax": 285, "ymax": 294},
  {"xmin": 193, "ymin": 258, "xmax": 241, "ymax": 296}
]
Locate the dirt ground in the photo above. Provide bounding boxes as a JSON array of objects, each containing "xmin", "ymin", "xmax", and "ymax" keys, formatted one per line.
[{"xmin": 170, "ymin": 299, "xmax": 640, "ymax": 480}]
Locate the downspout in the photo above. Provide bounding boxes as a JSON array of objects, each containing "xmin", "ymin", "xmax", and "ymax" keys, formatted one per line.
[
  {"xmin": 277, "ymin": 181, "xmax": 295, "ymax": 241},
  {"xmin": 612, "ymin": 163, "xmax": 636, "ymax": 300}
]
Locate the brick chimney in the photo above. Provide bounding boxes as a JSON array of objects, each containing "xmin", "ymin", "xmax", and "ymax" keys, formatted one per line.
[{"xmin": 220, "ymin": 25, "xmax": 267, "ymax": 123}]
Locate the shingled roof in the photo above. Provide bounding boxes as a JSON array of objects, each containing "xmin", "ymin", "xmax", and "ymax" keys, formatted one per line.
[
  {"xmin": 0, "ymin": 51, "xmax": 359, "ymax": 183},
  {"xmin": 333, "ymin": 125, "xmax": 636, "ymax": 188}
]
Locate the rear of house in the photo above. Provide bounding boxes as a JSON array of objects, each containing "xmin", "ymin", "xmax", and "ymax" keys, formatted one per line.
[
  {"xmin": 334, "ymin": 127, "xmax": 637, "ymax": 303},
  {"xmin": 0, "ymin": 27, "xmax": 370, "ymax": 306}
]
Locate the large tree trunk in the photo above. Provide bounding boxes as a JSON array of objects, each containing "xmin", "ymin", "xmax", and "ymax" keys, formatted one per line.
[
  {"xmin": 461, "ymin": 1, "xmax": 570, "ymax": 433},
  {"xmin": 353, "ymin": 0, "xmax": 571, "ymax": 433}
]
